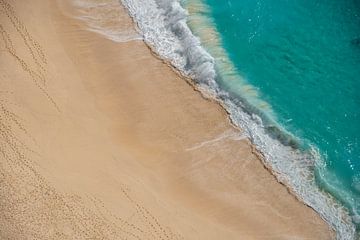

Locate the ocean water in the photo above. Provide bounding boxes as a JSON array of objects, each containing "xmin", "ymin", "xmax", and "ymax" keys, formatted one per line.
[
  {"xmin": 201, "ymin": 0, "xmax": 360, "ymax": 230},
  {"xmin": 121, "ymin": 0, "xmax": 360, "ymax": 238}
]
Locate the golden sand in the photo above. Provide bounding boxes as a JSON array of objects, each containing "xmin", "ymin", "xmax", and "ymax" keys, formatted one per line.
[{"xmin": 0, "ymin": 0, "xmax": 333, "ymax": 239}]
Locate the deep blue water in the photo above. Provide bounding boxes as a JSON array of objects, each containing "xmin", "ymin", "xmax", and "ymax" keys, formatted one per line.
[{"xmin": 195, "ymin": 0, "xmax": 360, "ymax": 227}]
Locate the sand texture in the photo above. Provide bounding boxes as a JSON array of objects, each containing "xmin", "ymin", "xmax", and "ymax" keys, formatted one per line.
[{"xmin": 0, "ymin": 0, "xmax": 333, "ymax": 239}]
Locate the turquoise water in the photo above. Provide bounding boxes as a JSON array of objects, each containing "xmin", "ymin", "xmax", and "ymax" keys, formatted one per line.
[{"xmin": 197, "ymin": 0, "xmax": 360, "ymax": 228}]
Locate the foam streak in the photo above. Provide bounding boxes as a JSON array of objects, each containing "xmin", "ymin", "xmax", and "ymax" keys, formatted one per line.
[{"xmin": 120, "ymin": 0, "xmax": 356, "ymax": 238}]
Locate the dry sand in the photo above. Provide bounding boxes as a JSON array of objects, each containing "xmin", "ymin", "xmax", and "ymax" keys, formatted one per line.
[{"xmin": 0, "ymin": 0, "xmax": 334, "ymax": 239}]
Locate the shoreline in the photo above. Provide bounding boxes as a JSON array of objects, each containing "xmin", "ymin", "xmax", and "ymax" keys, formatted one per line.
[
  {"xmin": 0, "ymin": 0, "xmax": 335, "ymax": 239},
  {"xmin": 62, "ymin": 0, "xmax": 354, "ymax": 236},
  {"xmin": 120, "ymin": 0, "xmax": 356, "ymax": 238}
]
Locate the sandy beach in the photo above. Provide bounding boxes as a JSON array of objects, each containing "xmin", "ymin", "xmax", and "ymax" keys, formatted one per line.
[{"xmin": 0, "ymin": 0, "xmax": 334, "ymax": 239}]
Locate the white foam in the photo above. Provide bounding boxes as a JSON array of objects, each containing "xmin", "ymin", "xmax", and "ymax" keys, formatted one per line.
[
  {"xmin": 186, "ymin": 130, "xmax": 246, "ymax": 151},
  {"xmin": 121, "ymin": 0, "xmax": 218, "ymax": 91},
  {"xmin": 120, "ymin": 0, "xmax": 357, "ymax": 238}
]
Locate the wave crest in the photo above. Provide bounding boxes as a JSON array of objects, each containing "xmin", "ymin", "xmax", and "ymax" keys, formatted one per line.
[{"xmin": 120, "ymin": 0, "xmax": 356, "ymax": 238}]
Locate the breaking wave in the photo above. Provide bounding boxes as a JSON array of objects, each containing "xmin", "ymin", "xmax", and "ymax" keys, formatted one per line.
[{"xmin": 120, "ymin": 0, "xmax": 356, "ymax": 238}]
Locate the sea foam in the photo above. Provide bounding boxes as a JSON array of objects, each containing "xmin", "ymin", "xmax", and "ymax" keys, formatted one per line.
[{"xmin": 120, "ymin": 0, "xmax": 356, "ymax": 238}]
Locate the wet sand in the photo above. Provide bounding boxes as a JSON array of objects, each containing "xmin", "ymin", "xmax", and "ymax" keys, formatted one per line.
[{"xmin": 0, "ymin": 0, "xmax": 333, "ymax": 239}]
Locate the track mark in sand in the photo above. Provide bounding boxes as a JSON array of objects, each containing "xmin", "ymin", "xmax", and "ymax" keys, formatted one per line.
[
  {"xmin": 0, "ymin": 2, "xmax": 184, "ymax": 239},
  {"xmin": 118, "ymin": 186, "xmax": 184, "ymax": 240},
  {"xmin": 0, "ymin": 98, "xmax": 183, "ymax": 239},
  {"xmin": 0, "ymin": 0, "xmax": 47, "ymax": 83},
  {"xmin": 85, "ymin": 189, "xmax": 184, "ymax": 240},
  {"xmin": 89, "ymin": 196, "xmax": 144, "ymax": 240},
  {"xmin": 0, "ymin": 109, "xmax": 183, "ymax": 239},
  {"xmin": 0, "ymin": 0, "xmax": 60, "ymax": 112}
]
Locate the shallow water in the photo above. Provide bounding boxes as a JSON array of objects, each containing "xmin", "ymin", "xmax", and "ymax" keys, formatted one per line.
[
  {"xmin": 201, "ymin": 0, "xmax": 360, "ymax": 228},
  {"xmin": 121, "ymin": 0, "xmax": 360, "ymax": 237}
]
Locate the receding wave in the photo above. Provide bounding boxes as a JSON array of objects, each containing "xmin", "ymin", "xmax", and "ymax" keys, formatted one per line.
[
  {"xmin": 120, "ymin": 0, "xmax": 356, "ymax": 238},
  {"xmin": 73, "ymin": 0, "xmax": 142, "ymax": 42}
]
